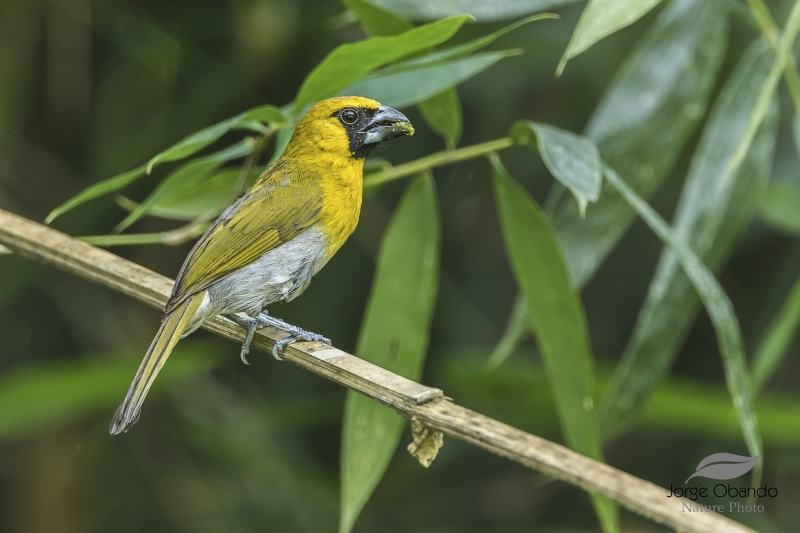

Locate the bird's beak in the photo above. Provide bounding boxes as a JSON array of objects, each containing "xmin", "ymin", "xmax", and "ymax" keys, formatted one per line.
[{"xmin": 362, "ymin": 106, "xmax": 414, "ymax": 144}]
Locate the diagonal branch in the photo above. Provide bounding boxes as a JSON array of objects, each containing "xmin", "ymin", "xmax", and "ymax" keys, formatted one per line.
[{"xmin": 0, "ymin": 208, "xmax": 754, "ymax": 533}]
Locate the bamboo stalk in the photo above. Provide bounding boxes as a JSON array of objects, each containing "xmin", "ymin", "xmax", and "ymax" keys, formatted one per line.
[{"xmin": 0, "ymin": 208, "xmax": 755, "ymax": 533}]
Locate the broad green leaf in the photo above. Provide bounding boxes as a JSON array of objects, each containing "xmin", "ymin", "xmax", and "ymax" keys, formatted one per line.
[
  {"xmin": 340, "ymin": 175, "xmax": 440, "ymax": 533},
  {"xmin": 294, "ymin": 15, "xmax": 471, "ymax": 115},
  {"xmin": 344, "ymin": 50, "xmax": 518, "ymax": 109},
  {"xmin": 45, "ymin": 104, "xmax": 286, "ymax": 224},
  {"xmin": 418, "ymin": 88, "xmax": 462, "ymax": 148},
  {"xmin": 114, "ymin": 140, "xmax": 253, "ymax": 232},
  {"xmin": 394, "ymin": 14, "xmax": 559, "ymax": 70},
  {"xmin": 341, "ymin": 0, "xmax": 412, "ymax": 35},
  {"xmin": 117, "ymin": 168, "xmax": 245, "ymax": 222},
  {"xmin": 145, "ymin": 105, "xmax": 286, "ymax": 172},
  {"xmin": 492, "ymin": 0, "xmax": 728, "ymax": 360},
  {"xmin": 371, "ymin": 0, "xmax": 578, "ymax": 22},
  {"xmin": 752, "ymin": 275, "xmax": 800, "ymax": 393},
  {"xmin": 0, "ymin": 344, "xmax": 218, "ymax": 439},
  {"xmin": 598, "ymin": 41, "xmax": 779, "ymax": 441},
  {"xmin": 758, "ymin": 182, "xmax": 800, "ymax": 235},
  {"xmin": 512, "ymin": 121, "xmax": 602, "ymax": 216},
  {"xmin": 727, "ymin": 0, "xmax": 800, "ymax": 177},
  {"xmin": 491, "ymin": 156, "xmax": 618, "ymax": 533},
  {"xmin": 557, "ymin": 0, "xmax": 663, "ymax": 75},
  {"xmin": 560, "ymin": 0, "xmax": 727, "ymax": 287},
  {"xmin": 603, "ymin": 164, "xmax": 763, "ymax": 485}
]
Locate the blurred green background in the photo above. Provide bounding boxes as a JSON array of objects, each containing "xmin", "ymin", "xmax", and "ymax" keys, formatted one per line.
[{"xmin": 1, "ymin": 0, "xmax": 800, "ymax": 532}]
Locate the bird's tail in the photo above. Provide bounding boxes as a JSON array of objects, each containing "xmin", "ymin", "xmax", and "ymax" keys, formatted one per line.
[{"xmin": 109, "ymin": 292, "xmax": 205, "ymax": 434}]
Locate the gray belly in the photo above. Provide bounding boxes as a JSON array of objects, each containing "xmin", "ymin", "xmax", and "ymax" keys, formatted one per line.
[{"xmin": 205, "ymin": 224, "xmax": 330, "ymax": 317}]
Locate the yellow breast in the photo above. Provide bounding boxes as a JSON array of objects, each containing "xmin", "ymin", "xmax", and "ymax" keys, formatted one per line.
[{"xmin": 317, "ymin": 155, "xmax": 363, "ymax": 258}]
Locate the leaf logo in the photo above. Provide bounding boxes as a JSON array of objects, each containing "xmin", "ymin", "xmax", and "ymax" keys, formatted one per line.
[{"xmin": 686, "ymin": 453, "xmax": 760, "ymax": 483}]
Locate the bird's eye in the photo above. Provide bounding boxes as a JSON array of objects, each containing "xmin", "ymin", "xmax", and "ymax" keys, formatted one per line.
[{"xmin": 340, "ymin": 108, "xmax": 358, "ymax": 124}]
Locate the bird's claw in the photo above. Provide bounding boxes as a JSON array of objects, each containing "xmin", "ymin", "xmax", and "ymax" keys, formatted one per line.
[
  {"xmin": 227, "ymin": 314, "xmax": 261, "ymax": 365},
  {"xmin": 238, "ymin": 318, "xmax": 258, "ymax": 365},
  {"xmin": 229, "ymin": 312, "xmax": 331, "ymax": 362},
  {"xmin": 270, "ymin": 328, "xmax": 331, "ymax": 360}
]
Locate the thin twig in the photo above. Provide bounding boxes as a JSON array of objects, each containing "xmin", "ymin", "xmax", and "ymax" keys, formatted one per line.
[
  {"xmin": 79, "ymin": 221, "xmax": 210, "ymax": 247},
  {"xmin": 0, "ymin": 208, "xmax": 755, "ymax": 533},
  {"xmin": 363, "ymin": 137, "xmax": 516, "ymax": 188},
  {"xmin": 230, "ymin": 129, "xmax": 274, "ymax": 201}
]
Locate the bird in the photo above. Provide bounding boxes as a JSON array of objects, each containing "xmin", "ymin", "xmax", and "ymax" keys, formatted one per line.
[{"xmin": 109, "ymin": 96, "xmax": 414, "ymax": 434}]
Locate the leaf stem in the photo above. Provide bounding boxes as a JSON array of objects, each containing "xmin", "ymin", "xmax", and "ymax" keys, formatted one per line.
[
  {"xmin": 78, "ymin": 222, "xmax": 210, "ymax": 247},
  {"xmin": 363, "ymin": 137, "xmax": 515, "ymax": 188},
  {"xmin": 746, "ymin": 0, "xmax": 800, "ymax": 113}
]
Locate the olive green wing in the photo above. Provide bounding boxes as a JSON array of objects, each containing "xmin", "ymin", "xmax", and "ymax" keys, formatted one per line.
[{"xmin": 166, "ymin": 161, "xmax": 324, "ymax": 312}]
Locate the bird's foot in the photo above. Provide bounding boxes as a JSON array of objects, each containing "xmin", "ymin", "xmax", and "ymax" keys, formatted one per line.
[
  {"xmin": 228, "ymin": 314, "xmax": 260, "ymax": 365},
  {"xmin": 255, "ymin": 312, "xmax": 331, "ymax": 360}
]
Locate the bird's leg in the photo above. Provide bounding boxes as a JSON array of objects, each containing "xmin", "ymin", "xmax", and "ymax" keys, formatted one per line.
[
  {"xmin": 255, "ymin": 311, "xmax": 331, "ymax": 361},
  {"xmin": 228, "ymin": 313, "xmax": 260, "ymax": 365}
]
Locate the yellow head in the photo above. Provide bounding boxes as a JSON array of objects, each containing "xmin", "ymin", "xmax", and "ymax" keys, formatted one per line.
[{"xmin": 282, "ymin": 96, "xmax": 414, "ymax": 161}]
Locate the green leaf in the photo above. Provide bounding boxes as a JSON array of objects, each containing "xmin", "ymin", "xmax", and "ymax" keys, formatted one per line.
[
  {"xmin": 340, "ymin": 175, "xmax": 440, "ymax": 533},
  {"xmin": 603, "ymin": 164, "xmax": 763, "ymax": 485},
  {"xmin": 341, "ymin": 0, "xmax": 412, "ymax": 35},
  {"xmin": 490, "ymin": 156, "xmax": 618, "ymax": 533},
  {"xmin": 727, "ymin": 0, "xmax": 800, "ymax": 177},
  {"xmin": 0, "ymin": 344, "xmax": 218, "ymax": 439},
  {"xmin": 597, "ymin": 41, "xmax": 779, "ymax": 440},
  {"xmin": 393, "ymin": 14, "xmax": 559, "ymax": 69},
  {"xmin": 418, "ymin": 88, "xmax": 462, "ymax": 148},
  {"xmin": 45, "ymin": 105, "xmax": 286, "ymax": 224},
  {"xmin": 492, "ymin": 0, "xmax": 728, "ymax": 360},
  {"xmin": 268, "ymin": 126, "xmax": 295, "ymax": 166},
  {"xmin": 758, "ymin": 182, "xmax": 800, "ymax": 235},
  {"xmin": 45, "ymin": 164, "xmax": 147, "ymax": 224},
  {"xmin": 293, "ymin": 15, "xmax": 471, "ymax": 115},
  {"xmin": 113, "ymin": 140, "xmax": 253, "ymax": 233},
  {"xmin": 752, "ymin": 274, "xmax": 800, "ymax": 394},
  {"xmin": 486, "ymin": 293, "xmax": 529, "ymax": 369},
  {"xmin": 344, "ymin": 50, "xmax": 518, "ymax": 109},
  {"xmin": 559, "ymin": 0, "xmax": 727, "ymax": 287},
  {"xmin": 512, "ymin": 121, "xmax": 602, "ymax": 216},
  {"xmin": 148, "ymin": 168, "xmax": 244, "ymax": 221},
  {"xmin": 793, "ymin": 113, "xmax": 800, "ymax": 159},
  {"xmin": 116, "ymin": 168, "xmax": 248, "ymax": 222},
  {"xmin": 145, "ymin": 105, "xmax": 285, "ymax": 173},
  {"xmin": 371, "ymin": 0, "xmax": 578, "ymax": 22},
  {"xmin": 557, "ymin": 0, "xmax": 663, "ymax": 75}
]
